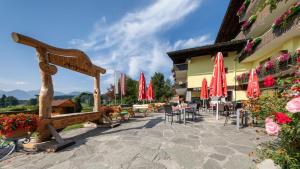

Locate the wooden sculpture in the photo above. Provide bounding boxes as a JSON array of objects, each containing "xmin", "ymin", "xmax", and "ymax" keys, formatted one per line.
[{"xmin": 12, "ymin": 32, "xmax": 106, "ymax": 144}]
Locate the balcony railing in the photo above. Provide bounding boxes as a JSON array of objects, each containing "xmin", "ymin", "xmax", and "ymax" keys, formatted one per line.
[
  {"xmin": 237, "ymin": 55, "xmax": 299, "ymax": 84},
  {"xmin": 173, "ymin": 63, "xmax": 188, "ymax": 71},
  {"xmin": 237, "ymin": 0, "xmax": 298, "ymax": 40}
]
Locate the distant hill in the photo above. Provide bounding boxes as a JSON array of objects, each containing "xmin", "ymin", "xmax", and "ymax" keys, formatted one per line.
[{"xmin": 0, "ymin": 89, "xmax": 82, "ymax": 100}]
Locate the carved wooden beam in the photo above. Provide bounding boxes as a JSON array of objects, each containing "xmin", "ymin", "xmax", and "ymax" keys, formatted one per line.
[{"xmin": 11, "ymin": 32, "xmax": 106, "ymax": 75}]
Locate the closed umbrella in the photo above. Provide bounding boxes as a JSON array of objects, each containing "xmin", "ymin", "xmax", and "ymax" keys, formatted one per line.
[
  {"xmin": 147, "ymin": 81, "xmax": 155, "ymax": 101},
  {"xmin": 200, "ymin": 78, "xmax": 208, "ymax": 108},
  {"xmin": 247, "ymin": 69, "xmax": 260, "ymax": 99},
  {"xmin": 210, "ymin": 52, "xmax": 227, "ymax": 120},
  {"xmin": 138, "ymin": 72, "xmax": 146, "ymax": 101}
]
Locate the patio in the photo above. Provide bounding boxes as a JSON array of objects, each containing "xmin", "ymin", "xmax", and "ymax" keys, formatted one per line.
[{"xmin": 0, "ymin": 112, "xmax": 272, "ymax": 169}]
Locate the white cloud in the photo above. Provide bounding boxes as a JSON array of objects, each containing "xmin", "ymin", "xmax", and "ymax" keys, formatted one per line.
[
  {"xmin": 15, "ymin": 81, "xmax": 29, "ymax": 85},
  {"xmin": 173, "ymin": 35, "xmax": 213, "ymax": 50},
  {"xmin": 70, "ymin": 0, "xmax": 212, "ymax": 91}
]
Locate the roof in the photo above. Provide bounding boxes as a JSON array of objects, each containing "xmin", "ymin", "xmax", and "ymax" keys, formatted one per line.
[
  {"xmin": 215, "ymin": 0, "xmax": 244, "ymax": 43},
  {"xmin": 51, "ymin": 99, "xmax": 74, "ymax": 107},
  {"xmin": 167, "ymin": 39, "xmax": 247, "ymax": 64}
]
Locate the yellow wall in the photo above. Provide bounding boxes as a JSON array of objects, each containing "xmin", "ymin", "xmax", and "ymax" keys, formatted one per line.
[
  {"xmin": 187, "ymin": 52, "xmax": 251, "ymax": 101},
  {"xmin": 187, "ymin": 52, "xmax": 252, "ymax": 88},
  {"xmin": 251, "ymin": 36, "xmax": 300, "ymax": 67}
]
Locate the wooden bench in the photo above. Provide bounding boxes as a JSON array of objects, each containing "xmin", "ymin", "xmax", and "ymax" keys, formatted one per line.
[{"xmin": 133, "ymin": 104, "xmax": 149, "ymax": 117}]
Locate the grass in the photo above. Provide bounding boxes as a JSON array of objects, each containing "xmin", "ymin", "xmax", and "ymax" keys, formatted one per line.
[
  {"xmin": 0, "ymin": 105, "xmax": 38, "ymax": 113},
  {"xmin": 62, "ymin": 123, "xmax": 84, "ymax": 132}
]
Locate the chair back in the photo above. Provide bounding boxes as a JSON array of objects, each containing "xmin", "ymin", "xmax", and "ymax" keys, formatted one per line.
[
  {"xmin": 163, "ymin": 105, "xmax": 173, "ymax": 115},
  {"xmin": 218, "ymin": 103, "xmax": 225, "ymax": 111}
]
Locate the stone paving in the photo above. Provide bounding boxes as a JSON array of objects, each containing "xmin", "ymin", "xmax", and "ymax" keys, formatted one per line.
[{"xmin": 0, "ymin": 113, "xmax": 272, "ymax": 169}]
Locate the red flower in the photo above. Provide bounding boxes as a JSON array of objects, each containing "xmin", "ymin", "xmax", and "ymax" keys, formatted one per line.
[
  {"xmin": 264, "ymin": 75, "xmax": 276, "ymax": 87},
  {"xmin": 275, "ymin": 112, "xmax": 292, "ymax": 124}
]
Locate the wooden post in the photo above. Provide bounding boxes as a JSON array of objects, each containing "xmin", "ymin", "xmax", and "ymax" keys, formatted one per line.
[
  {"xmin": 36, "ymin": 48, "xmax": 56, "ymax": 142},
  {"xmin": 93, "ymin": 73, "xmax": 100, "ymax": 112}
]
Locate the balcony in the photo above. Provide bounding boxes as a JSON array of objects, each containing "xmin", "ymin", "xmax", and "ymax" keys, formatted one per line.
[
  {"xmin": 173, "ymin": 63, "xmax": 188, "ymax": 71},
  {"xmin": 239, "ymin": 0, "xmax": 263, "ymax": 22},
  {"xmin": 237, "ymin": 55, "xmax": 299, "ymax": 84},
  {"xmin": 239, "ymin": 12, "xmax": 300, "ymax": 62},
  {"xmin": 236, "ymin": 0, "xmax": 298, "ymax": 40}
]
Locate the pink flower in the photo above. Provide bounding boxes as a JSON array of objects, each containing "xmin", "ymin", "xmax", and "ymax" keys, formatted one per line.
[
  {"xmin": 264, "ymin": 60, "xmax": 274, "ymax": 70},
  {"xmin": 277, "ymin": 53, "xmax": 289, "ymax": 62},
  {"xmin": 265, "ymin": 121, "xmax": 280, "ymax": 136},
  {"xmin": 244, "ymin": 40, "xmax": 254, "ymax": 53},
  {"xmin": 265, "ymin": 117, "xmax": 273, "ymax": 123},
  {"xmin": 264, "ymin": 75, "xmax": 276, "ymax": 87},
  {"xmin": 273, "ymin": 16, "xmax": 283, "ymax": 26},
  {"xmin": 286, "ymin": 97, "xmax": 300, "ymax": 113}
]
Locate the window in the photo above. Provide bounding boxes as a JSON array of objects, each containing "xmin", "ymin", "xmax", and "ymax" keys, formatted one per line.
[
  {"xmin": 225, "ymin": 67, "xmax": 228, "ymax": 73},
  {"xmin": 226, "ymin": 91, "xmax": 233, "ymax": 101}
]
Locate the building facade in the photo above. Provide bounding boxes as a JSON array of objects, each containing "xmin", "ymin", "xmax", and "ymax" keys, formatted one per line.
[{"xmin": 168, "ymin": 0, "xmax": 300, "ymax": 101}]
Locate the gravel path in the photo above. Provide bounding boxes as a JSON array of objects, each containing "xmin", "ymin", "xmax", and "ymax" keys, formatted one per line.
[{"xmin": 0, "ymin": 113, "xmax": 271, "ymax": 169}]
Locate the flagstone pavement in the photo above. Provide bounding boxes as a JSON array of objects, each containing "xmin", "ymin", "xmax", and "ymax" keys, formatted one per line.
[{"xmin": 0, "ymin": 113, "xmax": 273, "ymax": 169}]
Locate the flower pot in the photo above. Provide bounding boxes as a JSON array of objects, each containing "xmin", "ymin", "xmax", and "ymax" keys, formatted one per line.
[
  {"xmin": 278, "ymin": 61, "xmax": 288, "ymax": 71},
  {"xmin": 3, "ymin": 128, "xmax": 29, "ymax": 139}
]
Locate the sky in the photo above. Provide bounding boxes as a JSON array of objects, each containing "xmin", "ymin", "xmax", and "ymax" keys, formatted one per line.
[{"xmin": 0, "ymin": 0, "xmax": 230, "ymax": 93}]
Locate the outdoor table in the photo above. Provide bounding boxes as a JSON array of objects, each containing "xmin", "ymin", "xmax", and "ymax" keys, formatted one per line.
[
  {"xmin": 236, "ymin": 109, "xmax": 248, "ymax": 129},
  {"xmin": 179, "ymin": 106, "xmax": 192, "ymax": 125}
]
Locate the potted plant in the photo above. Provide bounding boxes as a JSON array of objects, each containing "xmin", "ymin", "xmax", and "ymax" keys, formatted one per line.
[
  {"xmin": 290, "ymin": 49, "xmax": 300, "ymax": 65},
  {"xmin": 256, "ymin": 64, "xmax": 263, "ymax": 77},
  {"xmin": 276, "ymin": 52, "xmax": 290, "ymax": 71},
  {"xmin": 272, "ymin": 2, "xmax": 300, "ymax": 35},
  {"xmin": 264, "ymin": 60, "xmax": 275, "ymax": 75},
  {"xmin": 0, "ymin": 113, "xmax": 38, "ymax": 139},
  {"xmin": 241, "ymin": 15, "xmax": 257, "ymax": 33},
  {"xmin": 237, "ymin": 0, "xmax": 251, "ymax": 18},
  {"xmin": 243, "ymin": 37, "xmax": 262, "ymax": 56}
]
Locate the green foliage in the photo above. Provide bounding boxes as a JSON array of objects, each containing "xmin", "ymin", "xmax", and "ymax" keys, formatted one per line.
[
  {"xmin": 151, "ymin": 72, "xmax": 174, "ymax": 102},
  {"xmin": 0, "ymin": 95, "xmax": 6, "ymax": 107},
  {"xmin": 4, "ymin": 96, "xmax": 19, "ymax": 106},
  {"xmin": 255, "ymin": 67, "xmax": 300, "ymax": 168},
  {"xmin": 27, "ymin": 98, "xmax": 38, "ymax": 106},
  {"xmin": 122, "ymin": 77, "xmax": 138, "ymax": 105},
  {"xmin": 151, "ymin": 72, "xmax": 165, "ymax": 101},
  {"xmin": 256, "ymin": 93, "xmax": 288, "ymax": 120}
]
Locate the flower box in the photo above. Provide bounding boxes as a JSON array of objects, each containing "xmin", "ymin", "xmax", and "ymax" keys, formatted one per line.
[
  {"xmin": 3, "ymin": 128, "xmax": 29, "ymax": 139},
  {"xmin": 0, "ymin": 113, "xmax": 38, "ymax": 138}
]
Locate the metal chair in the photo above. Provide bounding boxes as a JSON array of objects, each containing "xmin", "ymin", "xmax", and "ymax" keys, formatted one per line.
[
  {"xmin": 163, "ymin": 105, "xmax": 181, "ymax": 125},
  {"xmin": 186, "ymin": 103, "xmax": 197, "ymax": 121}
]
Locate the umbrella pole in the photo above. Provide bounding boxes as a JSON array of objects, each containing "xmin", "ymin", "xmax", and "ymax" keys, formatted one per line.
[{"xmin": 216, "ymin": 99, "xmax": 219, "ymax": 120}]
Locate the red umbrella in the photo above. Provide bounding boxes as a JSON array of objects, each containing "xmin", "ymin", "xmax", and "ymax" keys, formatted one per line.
[
  {"xmin": 210, "ymin": 52, "xmax": 227, "ymax": 120},
  {"xmin": 147, "ymin": 81, "xmax": 155, "ymax": 101},
  {"xmin": 200, "ymin": 78, "xmax": 208, "ymax": 99},
  {"xmin": 247, "ymin": 69, "xmax": 260, "ymax": 99},
  {"xmin": 210, "ymin": 52, "xmax": 227, "ymax": 98},
  {"xmin": 209, "ymin": 75, "xmax": 214, "ymax": 97},
  {"xmin": 138, "ymin": 72, "xmax": 146, "ymax": 101}
]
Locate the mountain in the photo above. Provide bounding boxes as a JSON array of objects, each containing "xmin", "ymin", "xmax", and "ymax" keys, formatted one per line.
[{"xmin": 0, "ymin": 89, "xmax": 81, "ymax": 100}]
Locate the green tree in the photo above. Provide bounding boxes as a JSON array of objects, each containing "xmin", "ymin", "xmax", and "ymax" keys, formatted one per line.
[
  {"xmin": 163, "ymin": 79, "xmax": 173, "ymax": 100},
  {"xmin": 5, "ymin": 96, "xmax": 19, "ymax": 106},
  {"xmin": 28, "ymin": 98, "xmax": 38, "ymax": 105},
  {"xmin": 151, "ymin": 72, "xmax": 165, "ymax": 101},
  {"xmin": 0, "ymin": 94, "xmax": 7, "ymax": 107},
  {"xmin": 123, "ymin": 77, "xmax": 138, "ymax": 105}
]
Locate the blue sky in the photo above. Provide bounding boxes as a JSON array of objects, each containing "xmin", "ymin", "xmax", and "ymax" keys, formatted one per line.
[{"xmin": 0, "ymin": 0, "xmax": 229, "ymax": 93}]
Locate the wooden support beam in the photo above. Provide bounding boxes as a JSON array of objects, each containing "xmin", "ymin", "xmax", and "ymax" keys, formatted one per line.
[
  {"xmin": 93, "ymin": 74, "xmax": 100, "ymax": 112},
  {"xmin": 36, "ymin": 48, "xmax": 54, "ymax": 119}
]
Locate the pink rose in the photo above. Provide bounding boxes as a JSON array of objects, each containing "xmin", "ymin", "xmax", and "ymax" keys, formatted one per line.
[
  {"xmin": 265, "ymin": 121, "xmax": 280, "ymax": 136},
  {"xmin": 286, "ymin": 97, "xmax": 300, "ymax": 113},
  {"xmin": 265, "ymin": 117, "xmax": 273, "ymax": 123}
]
